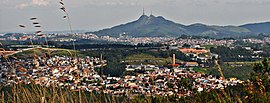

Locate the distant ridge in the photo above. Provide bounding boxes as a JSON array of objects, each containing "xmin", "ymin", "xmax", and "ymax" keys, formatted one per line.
[
  {"xmin": 240, "ymin": 22, "xmax": 270, "ymax": 34},
  {"xmin": 87, "ymin": 15, "xmax": 269, "ymax": 38}
]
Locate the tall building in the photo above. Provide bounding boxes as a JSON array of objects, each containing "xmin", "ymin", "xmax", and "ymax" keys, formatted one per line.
[{"xmin": 172, "ymin": 54, "xmax": 176, "ymax": 65}]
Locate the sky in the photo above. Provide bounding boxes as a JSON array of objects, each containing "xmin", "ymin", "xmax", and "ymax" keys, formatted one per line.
[{"xmin": 0, "ymin": 0, "xmax": 270, "ymax": 33}]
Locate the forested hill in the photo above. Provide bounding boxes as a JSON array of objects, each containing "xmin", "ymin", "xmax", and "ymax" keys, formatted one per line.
[
  {"xmin": 87, "ymin": 15, "xmax": 270, "ymax": 38},
  {"xmin": 240, "ymin": 22, "xmax": 270, "ymax": 34}
]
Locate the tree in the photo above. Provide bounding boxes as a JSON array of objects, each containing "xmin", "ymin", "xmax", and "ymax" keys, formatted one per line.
[
  {"xmin": 182, "ymin": 43, "xmax": 191, "ymax": 48},
  {"xmin": 250, "ymin": 58, "xmax": 270, "ymax": 92},
  {"xmin": 253, "ymin": 59, "xmax": 270, "ymax": 76}
]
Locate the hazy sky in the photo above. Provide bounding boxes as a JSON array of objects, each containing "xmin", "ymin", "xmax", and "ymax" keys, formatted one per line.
[{"xmin": 1, "ymin": 0, "xmax": 270, "ymax": 32}]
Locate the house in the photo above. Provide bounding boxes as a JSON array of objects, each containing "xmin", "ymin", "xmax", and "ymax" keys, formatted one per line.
[
  {"xmin": 179, "ymin": 48, "xmax": 209, "ymax": 54},
  {"xmin": 0, "ymin": 51, "xmax": 16, "ymax": 56},
  {"xmin": 185, "ymin": 62, "xmax": 199, "ymax": 67}
]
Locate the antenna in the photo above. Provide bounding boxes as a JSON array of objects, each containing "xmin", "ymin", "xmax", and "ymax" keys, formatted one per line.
[
  {"xmin": 151, "ymin": 10, "xmax": 152, "ymax": 15},
  {"xmin": 143, "ymin": 8, "xmax": 145, "ymax": 15}
]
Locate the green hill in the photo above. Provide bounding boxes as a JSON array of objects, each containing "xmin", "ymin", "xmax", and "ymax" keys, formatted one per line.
[
  {"xmin": 89, "ymin": 15, "xmax": 188, "ymax": 37},
  {"xmin": 240, "ymin": 22, "xmax": 270, "ymax": 34},
  {"xmin": 88, "ymin": 15, "xmax": 261, "ymax": 38}
]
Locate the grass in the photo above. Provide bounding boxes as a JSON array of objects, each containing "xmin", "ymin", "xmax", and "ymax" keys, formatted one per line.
[
  {"xmin": 224, "ymin": 61, "xmax": 260, "ymax": 64},
  {"xmin": 194, "ymin": 62, "xmax": 254, "ymax": 80},
  {"xmin": 11, "ymin": 48, "xmax": 84, "ymax": 59},
  {"xmin": 193, "ymin": 67, "xmax": 208, "ymax": 73},
  {"xmin": 201, "ymin": 44, "xmax": 219, "ymax": 49},
  {"xmin": 0, "ymin": 84, "xmax": 128, "ymax": 103},
  {"xmin": 124, "ymin": 53, "xmax": 182, "ymax": 65},
  {"xmin": 0, "ymin": 82, "xmax": 269, "ymax": 103}
]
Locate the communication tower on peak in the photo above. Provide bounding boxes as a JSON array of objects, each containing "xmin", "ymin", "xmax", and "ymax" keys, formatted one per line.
[{"xmin": 143, "ymin": 8, "xmax": 145, "ymax": 15}]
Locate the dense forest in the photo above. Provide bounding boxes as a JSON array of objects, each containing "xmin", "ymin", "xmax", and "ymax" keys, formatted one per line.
[{"xmin": 210, "ymin": 46, "xmax": 260, "ymax": 62}]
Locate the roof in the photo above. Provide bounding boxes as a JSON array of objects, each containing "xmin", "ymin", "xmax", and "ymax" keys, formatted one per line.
[
  {"xmin": 0, "ymin": 51, "xmax": 16, "ymax": 56},
  {"xmin": 168, "ymin": 64, "xmax": 180, "ymax": 67},
  {"xmin": 179, "ymin": 48, "xmax": 209, "ymax": 54},
  {"xmin": 185, "ymin": 62, "xmax": 199, "ymax": 66}
]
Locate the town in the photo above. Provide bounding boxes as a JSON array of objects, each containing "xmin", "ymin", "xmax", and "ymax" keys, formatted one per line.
[
  {"xmin": 1, "ymin": 33, "xmax": 270, "ymax": 46},
  {"xmin": 0, "ymin": 53, "xmax": 243, "ymax": 98}
]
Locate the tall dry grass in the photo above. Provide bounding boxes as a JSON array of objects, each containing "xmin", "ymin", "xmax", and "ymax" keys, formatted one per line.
[
  {"xmin": 0, "ymin": 82, "xmax": 269, "ymax": 103},
  {"xmin": 59, "ymin": 0, "xmax": 77, "ymax": 58},
  {"xmin": 0, "ymin": 83, "xmax": 130, "ymax": 103}
]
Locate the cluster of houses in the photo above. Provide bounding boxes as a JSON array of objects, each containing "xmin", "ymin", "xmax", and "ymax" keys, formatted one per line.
[
  {"xmin": 0, "ymin": 56, "xmax": 106, "ymax": 88},
  {"xmin": 119, "ymin": 67, "xmax": 242, "ymax": 97},
  {"xmin": 0, "ymin": 54, "xmax": 243, "ymax": 98},
  {"xmin": 164, "ymin": 38, "xmax": 236, "ymax": 47}
]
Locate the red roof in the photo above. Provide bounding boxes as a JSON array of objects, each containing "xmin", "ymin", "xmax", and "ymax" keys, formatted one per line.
[
  {"xmin": 179, "ymin": 48, "xmax": 209, "ymax": 54},
  {"xmin": 168, "ymin": 64, "xmax": 180, "ymax": 67},
  {"xmin": 0, "ymin": 51, "xmax": 16, "ymax": 56}
]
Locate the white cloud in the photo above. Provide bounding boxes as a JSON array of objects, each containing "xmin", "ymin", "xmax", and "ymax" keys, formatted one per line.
[
  {"xmin": 16, "ymin": 3, "xmax": 30, "ymax": 8},
  {"xmin": 32, "ymin": 0, "xmax": 51, "ymax": 6},
  {"xmin": 86, "ymin": 0, "xmax": 139, "ymax": 6},
  {"xmin": 16, "ymin": 0, "xmax": 51, "ymax": 8}
]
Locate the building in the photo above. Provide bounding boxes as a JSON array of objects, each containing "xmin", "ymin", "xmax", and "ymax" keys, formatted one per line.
[
  {"xmin": 0, "ymin": 51, "xmax": 16, "ymax": 56},
  {"xmin": 169, "ymin": 54, "xmax": 180, "ymax": 67},
  {"xmin": 184, "ymin": 62, "xmax": 199, "ymax": 67},
  {"xmin": 179, "ymin": 48, "xmax": 209, "ymax": 54}
]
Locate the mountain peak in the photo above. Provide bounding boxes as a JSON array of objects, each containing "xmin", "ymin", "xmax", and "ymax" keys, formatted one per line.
[
  {"xmin": 89, "ymin": 15, "xmax": 267, "ymax": 38},
  {"xmin": 149, "ymin": 14, "xmax": 155, "ymax": 18},
  {"xmin": 138, "ymin": 15, "xmax": 149, "ymax": 20},
  {"xmin": 137, "ymin": 15, "xmax": 168, "ymax": 24}
]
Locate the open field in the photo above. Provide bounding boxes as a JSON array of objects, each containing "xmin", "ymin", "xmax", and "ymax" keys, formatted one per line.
[
  {"xmin": 11, "ymin": 48, "xmax": 83, "ymax": 59},
  {"xmin": 224, "ymin": 61, "xmax": 260, "ymax": 64},
  {"xmin": 124, "ymin": 53, "xmax": 182, "ymax": 65}
]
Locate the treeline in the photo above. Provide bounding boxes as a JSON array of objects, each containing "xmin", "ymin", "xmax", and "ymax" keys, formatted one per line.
[{"xmin": 210, "ymin": 46, "xmax": 260, "ymax": 62}]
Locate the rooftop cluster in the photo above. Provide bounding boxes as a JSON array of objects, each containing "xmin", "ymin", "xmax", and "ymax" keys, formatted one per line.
[{"xmin": 0, "ymin": 56, "xmax": 243, "ymax": 97}]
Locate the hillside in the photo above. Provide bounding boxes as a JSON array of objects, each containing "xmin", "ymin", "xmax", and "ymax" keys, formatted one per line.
[
  {"xmin": 240, "ymin": 22, "xmax": 270, "ymax": 34},
  {"xmin": 87, "ymin": 15, "xmax": 265, "ymax": 38},
  {"xmin": 12, "ymin": 48, "xmax": 82, "ymax": 59},
  {"xmin": 89, "ymin": 15, "xmax": 188, "ymax": 37}
]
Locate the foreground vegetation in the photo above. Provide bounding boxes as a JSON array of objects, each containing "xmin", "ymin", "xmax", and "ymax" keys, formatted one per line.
[{"xmin": 0, "ymin": 81, "xmax": 269, "ymax": 102}]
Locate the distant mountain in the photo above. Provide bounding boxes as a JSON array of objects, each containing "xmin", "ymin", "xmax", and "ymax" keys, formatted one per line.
[
  {"xmin": 89, "ymin": 15, "xmax": 188, "ymax": 37},
  {"xmin": 240, "ymin": 22, "xmax": 270, "ymax": 34},
  {"xmin": 185, "ymin": 23, "xmax": 251, "ymax": 37},
  {"xmin": 88, "ymin": 15, "xmax": 269, "ymax": 38}
]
